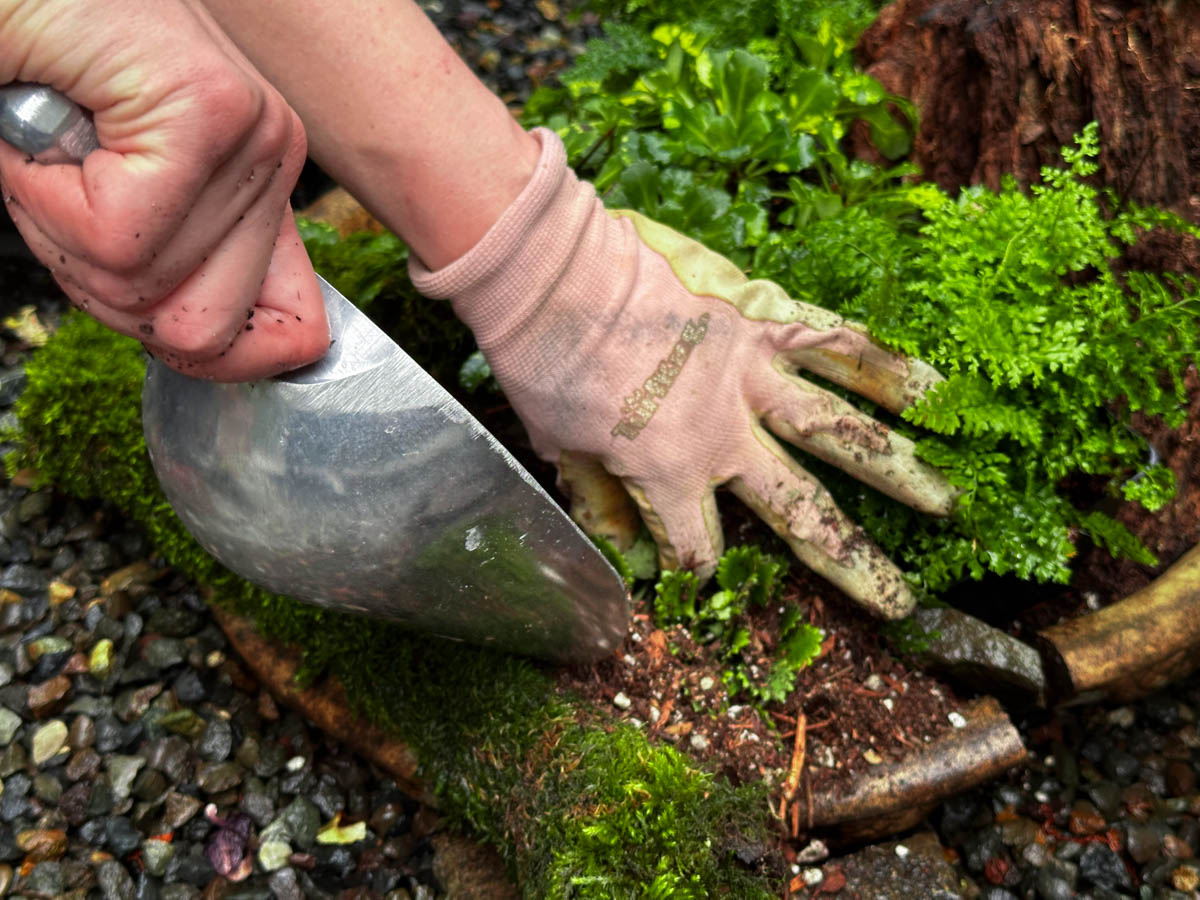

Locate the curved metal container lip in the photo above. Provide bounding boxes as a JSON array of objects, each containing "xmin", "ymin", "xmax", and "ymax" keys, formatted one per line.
[{"xmin": 141, "ymin": 277, "xmax": 629, "ymax": 663}]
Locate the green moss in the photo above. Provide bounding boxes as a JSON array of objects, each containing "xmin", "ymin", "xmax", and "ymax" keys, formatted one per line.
[
  {"xmin": 9, "ymin": 309, "xmax": 774, "ymax": 897},
  {"xmin": 296, "ymin": 218, "xmax": 476, "ymax": 388}
]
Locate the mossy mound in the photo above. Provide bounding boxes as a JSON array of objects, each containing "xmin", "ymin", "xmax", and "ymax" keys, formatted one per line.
[{"xmin": 8, "ymin": 309, "xmax": 775, "ymax": 897}]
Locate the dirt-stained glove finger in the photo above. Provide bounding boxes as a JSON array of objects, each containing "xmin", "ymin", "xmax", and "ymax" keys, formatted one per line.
[
  {"xmin": 622, "ymin": 479, "xmax": 724, "ymax": 580},
  {"xmin": 558, "ymin": 450, "xmax": 642, "ymax": 552},
  {"xmin": 756, "ymin": 369, "xmax": 958, "ymax": 516},
  {"xmin": 728, "ymin": 425, "xmax": 916, "ymax": 618},
  {"xmin": 779, "ymin": 331, "xmax": 946, "ymax": 415}
]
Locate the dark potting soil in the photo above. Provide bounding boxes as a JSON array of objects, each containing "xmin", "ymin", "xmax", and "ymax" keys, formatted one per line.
[
  {"xmin": 555, "ymin": 487, "xmax": 966, "ymax": 851},
  {"xmin": 1070, "ymin": 365, "xmax": 1200, "ymax": 608},
  {"xmin": 549, "ymin": 380, "xmax": 1200, "ymax": 867},
  {"xmin": 558, "ymin": 565, "xmax": 964, "ymax": 794}
]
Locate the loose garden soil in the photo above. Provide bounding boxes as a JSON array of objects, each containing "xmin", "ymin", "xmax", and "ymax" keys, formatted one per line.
[
  {"xmin": 556, "ymin": 556, "xmax": 964, "ymax": 834},
  {"xmin": 546, "ymin": 361, "xmax": 1200, "ymax": 861},
  {"xmin": 469, "ymin": 384, "xmax": 975, "ymax": 838}
]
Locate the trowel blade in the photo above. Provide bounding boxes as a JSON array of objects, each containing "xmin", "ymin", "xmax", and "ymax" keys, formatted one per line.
[{"xmin": 141, "ymin": 276, "xmax": 629, "ymax": 663}]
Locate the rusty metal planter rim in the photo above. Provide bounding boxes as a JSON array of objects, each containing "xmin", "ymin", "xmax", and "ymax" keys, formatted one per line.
[{"xmin": 1038, "ymin": 542, "xmax": 1200, "ymax": 705}]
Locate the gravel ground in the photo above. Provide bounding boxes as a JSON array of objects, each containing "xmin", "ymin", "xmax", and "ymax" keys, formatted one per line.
[
  {"xmin": 0, "ymin": 476, "xmax": 452, "ymax": 899},
  {"xmin": 928, "ymin": 679, "xmax": 1200, "ymax": 900}
]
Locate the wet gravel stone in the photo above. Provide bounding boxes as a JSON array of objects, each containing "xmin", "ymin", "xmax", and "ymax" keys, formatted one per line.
[
  {"xmin": 935, "ymin": 666, "xmax": 1200, "ymax": 898},
  {"xmin": 0, "ymin": 480, "xmax": 458, "ymax": 898},
  {"xmin": 1079, "ymin": 842, "xmax": 1135, "ymax": 892}
]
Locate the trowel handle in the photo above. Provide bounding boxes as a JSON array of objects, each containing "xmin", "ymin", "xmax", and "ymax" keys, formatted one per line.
[{"xmin": 0, "ymin": 83, "xmax": 98, "ymax": 164}]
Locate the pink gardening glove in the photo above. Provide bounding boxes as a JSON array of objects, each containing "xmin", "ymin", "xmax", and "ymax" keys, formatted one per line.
[
  {"xmin": 412, "ymin": 129, "xmax": 956, "ymax": 618},
  {"xmin": 0, "ymin": 0, "xmax": 329, "ymax": 380}
]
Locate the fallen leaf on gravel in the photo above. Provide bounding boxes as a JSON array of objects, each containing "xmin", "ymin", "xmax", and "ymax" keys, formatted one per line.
[
  {"xmin": 17, "ymin": 828, "xmax": 67, "ymax": 862},
  {"xmin": 48, "ymin": 580, "xmax": 75, "ymax": 605},
  {"xmin": 3, "ymin": 305, "xmax": 51, "ymax": 346},
  {"xmin": 317, "ymin": 812, "xmax": 368, "ymax": 845},
  {"xmin": 100, "ymin": 560, "xmax": 165, "ymax": 597}
]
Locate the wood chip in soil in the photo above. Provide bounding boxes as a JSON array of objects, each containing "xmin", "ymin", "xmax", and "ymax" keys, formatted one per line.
[{"xmin": 556, "ymin": 567, "xmax": 964, "ymax": 844}]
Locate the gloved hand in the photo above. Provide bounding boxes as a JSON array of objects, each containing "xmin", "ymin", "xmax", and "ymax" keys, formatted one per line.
[
  {"xmin": 412, "ymin": 128, "xmax": 956, "ymax": 618},
  {"xmin": 0, "ymin": 0, "xmax": 329, "ymax": 380}
]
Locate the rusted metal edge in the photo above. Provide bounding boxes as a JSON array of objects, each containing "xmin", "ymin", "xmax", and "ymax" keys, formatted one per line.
[
  {"xmin": 808, "ymin": 696, "xmax": 1026, "ymax": 842},
  {"xmin": 211, "ymin": 605, "xmax": 436, "ymax": 807},
  {"xmin": 1039, "ymin": 542, "xmax": 1200, "ymax": 704}
]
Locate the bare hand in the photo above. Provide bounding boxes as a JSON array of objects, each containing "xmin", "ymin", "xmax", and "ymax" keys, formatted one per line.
[{"xmin": 0, "ymin": 0, "xmax": 328, "ymax": 379}]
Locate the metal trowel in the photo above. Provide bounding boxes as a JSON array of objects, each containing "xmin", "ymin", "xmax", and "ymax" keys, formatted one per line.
[{"xmin": 0, "ymin": 83, "xmax": 629, "ymax": 663}]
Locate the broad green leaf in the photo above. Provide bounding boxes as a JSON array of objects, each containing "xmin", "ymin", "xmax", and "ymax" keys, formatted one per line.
[
  {"xmin": 784, "ymin": 69, "xmax": 838, "ymax": 130},
  {"xmin": 709, "ymin": 49, "xmax": 769, "ymax": 123},
  {"xmin": 859, "ymin": 106, "xmax": 912, "ymax": 160},
  {"xmin": 617, "ymin": 160, "xmax": 663, "ymax": 216}
]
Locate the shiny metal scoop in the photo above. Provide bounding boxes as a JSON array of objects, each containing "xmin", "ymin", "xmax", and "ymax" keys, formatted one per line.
[
  {"xmin": 1, "ymin": 82, "xmax": 629, "ymax": 663},
  {"xmin": 141, "ymin": 282, "xmax": 628, "ymax": 662}
]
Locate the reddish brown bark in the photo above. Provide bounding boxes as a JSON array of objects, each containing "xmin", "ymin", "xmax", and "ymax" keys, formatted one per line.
[{"xmin": 854, "ymin": 0, "xmax": 1200, "ymax": 230}]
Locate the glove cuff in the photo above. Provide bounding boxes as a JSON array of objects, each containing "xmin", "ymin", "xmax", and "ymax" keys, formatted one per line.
[{"xmin": 408, "ymin": 127, "xmax": 599, "ymax": 345}]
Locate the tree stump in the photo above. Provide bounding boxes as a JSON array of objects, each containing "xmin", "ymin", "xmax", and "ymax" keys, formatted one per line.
[
  {"xmin": 854, "ymin": 0, "xmax": 1200, "ymax": 269},
  {"xmin": 853, "ymin": 0, "xmax": 1200, "ymax": 625}
]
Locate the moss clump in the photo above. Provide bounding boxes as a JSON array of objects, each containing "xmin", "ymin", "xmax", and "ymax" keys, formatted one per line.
[
  {"xmin": 297, "ymin": 219, "xmax": 476, "ymax": 388},
  {"xmin": 9, "ymin": 308, "xmax": 774, "ymax": 897}
]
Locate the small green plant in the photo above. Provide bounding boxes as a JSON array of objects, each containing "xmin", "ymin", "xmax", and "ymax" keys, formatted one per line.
[
  {"xmin": 757, "ymin": 123, "xmax": 1199, "ymax": 591},
  {"xmin": 653, "ymin": 567, "xmax": 700, "ymax": 622},
  {"xmin": 655, "ymin": 546, "xmax": 822, "ymax": 704},
  {"xmin": 524, "ymin": 17, "xmax": 919, "ymax": 268}
]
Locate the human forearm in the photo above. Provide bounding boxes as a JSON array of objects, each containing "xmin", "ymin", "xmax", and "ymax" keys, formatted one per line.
[{"xmin": 200, "ymin": 0, "xmax": 540, "ymax": 270}]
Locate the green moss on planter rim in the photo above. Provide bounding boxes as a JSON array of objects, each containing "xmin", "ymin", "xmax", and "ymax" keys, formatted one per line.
[{"xmin": 8, "ymin": 310, "xmax": 775, "ymax": 897}]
